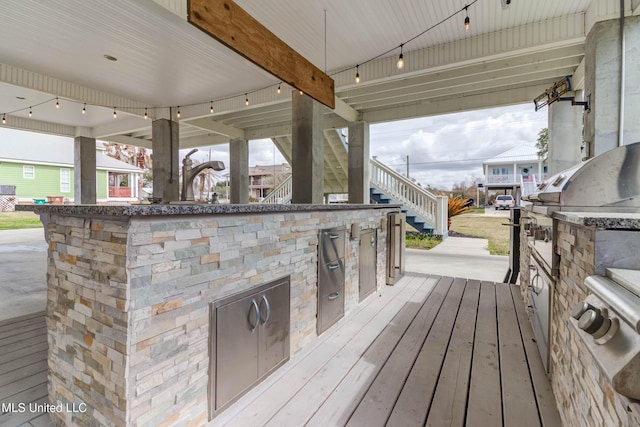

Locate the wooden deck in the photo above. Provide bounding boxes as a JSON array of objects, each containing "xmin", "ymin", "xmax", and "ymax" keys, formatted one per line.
[
  {"xmin": 0, "ymin": 274, "xmax": 561, "ymax": 427},
  {"xmin": 0, "ymin": 311, "xmax": 53, "ymax": 427},
  {"xmin": 212, "ymin": 273, "xmax": 561, "ymax": 427}
]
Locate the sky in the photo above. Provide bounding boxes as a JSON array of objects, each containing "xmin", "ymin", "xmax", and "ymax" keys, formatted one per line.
[{"xmin": 0, "ymin": 103, "xmax": 547, "ymax": 191}]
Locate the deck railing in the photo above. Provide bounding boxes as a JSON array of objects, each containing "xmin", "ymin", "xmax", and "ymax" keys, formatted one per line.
[
  {"xmin": 369, "ymin": 157, "xmax": 447, "ymax": 236},
  {"xmin": 260, "ymin": 176, "xmax": 292, "ymax": 204},
  {"xmin": 108, "ymin": 186, "xmax": 132, "ymax": 198}
]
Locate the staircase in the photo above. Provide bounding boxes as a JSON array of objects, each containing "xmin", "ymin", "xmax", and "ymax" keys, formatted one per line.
[
  {"xmin": 520, "ymin": 174, "xmax": 538, "ymax": 199},
  {"xmin": 369, "ymin": 157, "xmax": 447, "ymax": 237},
  {"xmin": 261, "ymin": 157, "xmax": 448, "ymax": 237}
]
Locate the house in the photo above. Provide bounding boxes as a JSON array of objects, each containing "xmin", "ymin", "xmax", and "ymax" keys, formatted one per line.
[
  {"xmin": 225, "ymin": 163, "xmax": 292, "ymax": 201},
  {"xmin": 0, "ymin": 138, "xmax": 143, "ymax": 206},
  {"xmin": 482, "ymin": 145, "xmax": 547, "ymax": 203}
]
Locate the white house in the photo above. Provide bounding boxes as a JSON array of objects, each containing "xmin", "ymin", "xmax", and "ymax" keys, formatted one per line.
[{"xmin": 482, "ymin": 146, "xmax": 547, "ymax": 203}]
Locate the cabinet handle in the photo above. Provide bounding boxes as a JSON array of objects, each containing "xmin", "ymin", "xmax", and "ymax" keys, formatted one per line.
[
  {"xmin": 328, "ymin": 263, "xmax": 340, "ymax": 270},
  {"xmin": 248, "ymin": 299, "xmax": 260, "ymax": 332},
  {"xmin": 260, "ymin": 294, "xmax": 271, "ymax": 325},
  {"xmin": 328, "ymin": 292, "xmax": 340, "ymax": 301},
  {"xmin": 328, "ymin": 233, "xmax": 341, "ymax": 239}
]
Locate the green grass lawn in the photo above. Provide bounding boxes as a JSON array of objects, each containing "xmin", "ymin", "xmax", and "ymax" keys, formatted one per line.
[
  {"xmin": 450, "ymin": 215, "xmax": 510, "ymax": 256},
  {"xmin": 0, "ymin": 211, "xmax": 43, "ymax": 230},
  {"xmin": 405, "ymin": 233, "xmax": 442, "ymax": 250}
]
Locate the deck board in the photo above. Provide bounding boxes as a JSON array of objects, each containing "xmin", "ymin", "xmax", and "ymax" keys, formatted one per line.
[
  {"xmin": 215, "ymin": 274, "xmax": 561, "ymax": 427},
  {"xmin": 0, "ymin": 311, "xmax": 53, "ymax": 427}
]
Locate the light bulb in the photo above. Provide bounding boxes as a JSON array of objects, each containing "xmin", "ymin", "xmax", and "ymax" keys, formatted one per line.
[
  {"xmin": 277, "ymin": 84, "xmax": 281, "ymax": 94},
  {"xmin": 82, "ymin": 103, "xmax": 86, "ymax": 114},
  {"xmin": 55, "ymin": 98, "xmax": 60, "ymax": 109},
  {"xmin": 245, "ymin": 94, "xmax": 249, "ymax": 106},
  {"xmin": 144, "ymin": 108, "xmax": 148, "ymax": 120},
  {"xmin": 177, "ymin": 107, "xmax": 181, "ymax": 118},
  {"xmin": 28, "ymin": 108, "xmax": 32, "ymax": 117},
  {"xmin": 2, "ymin": 114, "xmax": 5, "ymax": 124},
  {"xmin": 355, "ymin": 66, "xmax": 360, "ymax": 83},
  {"xmin": 210, "ymin": 102, "xmax": 214, "ymax": 113},
  {"xmin": 113, "ymin": 108, "xmax": 117, "ymax": 118},
  {"xmin": 465, "ymin": 16, "xmax": 470, "ymax": 31},
  {"xmin": 397, "ymin": 45, "xmax": 405, "ymax": 70},
  {"xmin": 299, "ymin": 90, "xmax": 304, "ymax": 95}
]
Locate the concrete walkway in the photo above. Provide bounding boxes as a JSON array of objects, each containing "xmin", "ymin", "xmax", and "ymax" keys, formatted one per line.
[
  {"xmin": 405, "ymin": 236, "xmax": 509, "ymax": 282},
  {"xmin": 0, "ymin": 227, "xmax": 510, "ymax": 322},
  {"xmin": 0, "ymin": 228, "xmax": 48, "ymax": 321}
]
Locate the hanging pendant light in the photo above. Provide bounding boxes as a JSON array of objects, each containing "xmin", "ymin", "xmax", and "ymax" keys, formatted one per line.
[
  {"xmin": 355, "ymin": 65, "xmax": 360, "ymax": 83},
  {"xmin": 397, "ymin": 45, "xmax": 405, "ymax": 70}
]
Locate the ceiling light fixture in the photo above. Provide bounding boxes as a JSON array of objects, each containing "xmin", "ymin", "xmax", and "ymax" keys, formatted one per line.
[
  {"xmin": 55, "ymin": 97, "xmax": 60, "ymax": 109},
  {"xmin": 397, "ymin": 44, "xmax": 405, "ymax": 69},
  {"xmin": 355, "ymin": 65, "xmax": 360, "ymax": 83},
  {"xmin": 464, "ymin": 6, "xmax": 470, "ymax": 31},
  {"xmin": 82, "ymin": 103, "xmax": 86, "ymax": 114},
  {"xmin": 144, "ymin": 108, "xmax": 148, "ymax": 119}
]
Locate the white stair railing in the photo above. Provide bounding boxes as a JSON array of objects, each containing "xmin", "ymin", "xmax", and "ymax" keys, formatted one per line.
[
  {"xmin": 259, "ymin": 158, "xmax": 448, "ymax": 236},
  {"xmin": 260, "ymin": 176, "xmax": 292, "ymax": 204},
  {"xmin": 369, "ymin": 157, "xmax": 448, "ymax": 236}
]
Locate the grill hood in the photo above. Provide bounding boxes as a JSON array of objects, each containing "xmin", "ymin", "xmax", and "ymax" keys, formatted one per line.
[{"xmin": 524, "ymin": 141, "xmax": 640, "ymax": 214}]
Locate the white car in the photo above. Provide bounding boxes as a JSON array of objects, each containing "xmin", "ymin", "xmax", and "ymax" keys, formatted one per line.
[{"xmin": 493, "ymin": 195, "xmax": 515, "ymax": 210}]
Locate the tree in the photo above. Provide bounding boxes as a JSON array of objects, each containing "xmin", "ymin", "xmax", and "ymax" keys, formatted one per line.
[{"xmin": 535, "ymin": 127, "xmax": 548, "ymax": 162}]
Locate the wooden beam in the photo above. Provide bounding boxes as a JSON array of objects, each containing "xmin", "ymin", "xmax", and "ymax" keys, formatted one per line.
[{"xmin": 188, "ymin": 0, "xmax": 335, "ymax": 109}]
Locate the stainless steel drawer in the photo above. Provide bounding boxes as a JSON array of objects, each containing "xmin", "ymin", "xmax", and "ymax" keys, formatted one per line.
[
  {"xmin": 319, "ymin": 228, "xmax": 346, "ymax": 264},
  {"xmin": 318, "ymin": 259, "xmax": 345, "ymax": 297},
  {"xmin": 317, "ymin": 284, "xmax": 344, "ymax": 334}
]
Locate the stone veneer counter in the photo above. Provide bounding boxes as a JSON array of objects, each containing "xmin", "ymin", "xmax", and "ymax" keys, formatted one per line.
[
  {"xmin": 519, "ymin": 209, "xmax": 640, "ymax": 427},
  {"xmin": 23, "ymin": 203, "xmax": 401, "ymax": 426},
  {"xmin": 553, "ymin": 211, "xmax": 640, "ymax": 229}
]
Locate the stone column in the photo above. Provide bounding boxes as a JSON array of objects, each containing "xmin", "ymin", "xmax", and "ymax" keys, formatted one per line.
[
  {"xmin": 230, "ymin": 137, "xmax": 249, "ymax": 204},
  {"xmin": 152, "ymin": 118, "xmax": 179, "ymax": 202},
  {"xmin": 292, "ymin": 92, "xmax": 324, "ymax": 204},
  {"xmin": 548, "ymin": 91, "xmax": 584, "ymax": 175},
  {"xmin": 584, "ymin": 16, "xmax": 640, "ymax": 157},
  {"xmin": 348, "ymin": 121, "xmax": 370, "ymax": 204},
  {"xmin": 74, "ymin": 136, "xmax": 96, "ymax": 204}
]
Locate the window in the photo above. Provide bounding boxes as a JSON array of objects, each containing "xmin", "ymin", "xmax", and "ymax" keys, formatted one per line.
[
  {"xmin": 543, "ymin": 165, "xmax": 548, "ymax": 173},
  {"xmin": 60, "ymin": 168, "xmax": 71, "ymax": 193},
  {"xmin": 501, "ymin": 167, "xmax": 509, "ymax": 175},
  {"xmin": 492, "ymin": 168, "xmax": 501, "ymax": 175},
  {"xmin": 23, "ymin": 165, "xmax": 35, "ymax": 179}
]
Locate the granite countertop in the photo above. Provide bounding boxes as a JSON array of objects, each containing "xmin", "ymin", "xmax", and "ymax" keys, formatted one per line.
[
  {"xmin": 16, "ymin": 203, "xmax": 401, "ymax": 217},
  {"xmin": 554, "ymin": 211, "xmax": 640, "ymax": 229}
]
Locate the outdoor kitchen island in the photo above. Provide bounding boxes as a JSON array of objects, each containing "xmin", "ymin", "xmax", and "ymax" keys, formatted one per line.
[{"xmin": 22, "ymin": 203, "xmax": 401, "ymax": 426}]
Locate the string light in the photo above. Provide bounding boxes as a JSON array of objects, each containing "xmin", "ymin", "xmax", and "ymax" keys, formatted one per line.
[
  {"xmin": 277, "ymin": 84, "xmax": 281, "ymax": 94},
  {"xmin": 210, "ymin": 101, "xmax": 214, "ymax": 113},
  {"xmin": 397, "ymin": 44, "xmax": 404, "ymax": 69},
  {"xmin": 245, "ymin": 93, "xmax": 249, "ymax": 106},
  {"xmin": 113, "ymin": 107, "xmax": 117, "ymax": 118},
  {"xmin": 2, "ymin": 114, "xmax": 5, "ymax": 124},
  {"xmin": 176, "ymin": 107, "xmax": 181, "ymax": 118},
  {"xmin": 55, "ymin": 97, "xmax": 60, "ymax": 109},
  {"xmin": 299, "ymin": 90, "xmax": 304, "ymax": 95},
  {"xmin": 28, "ymin": 107, "xmax": 32, "ymax": 117},
  {"xmin": 355, "ymin": 65, "xmax": 360, "ymax": 83},
  {"xmin": 144, "ymin": 108, "xmax": 148, "ymax": 119},
  {"xmin": 464, "ymin": 6, "xmax": 470, "ymax": 31},
  {"xmin": 82, "ymin": 103, "xmax": 86, "ymax": 114}
]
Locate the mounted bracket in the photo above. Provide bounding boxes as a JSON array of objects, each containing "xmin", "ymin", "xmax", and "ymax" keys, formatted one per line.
[{"xmin": 558, "ymin": 94, "xmax": 591, "ymax": 113}]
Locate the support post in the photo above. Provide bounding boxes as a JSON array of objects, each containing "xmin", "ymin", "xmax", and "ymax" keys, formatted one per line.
[
  {"xmin": 291, "ymin": 92, "xmax": 324, "ymax": 204},
  {"xmin": 152, "ymin": 118, "xmax": 179, "ymax": 202},
  {"xmin": 348, "ymin": 121, "xmax": 370, "ymax": 204},
  {"xmin": 74, "ymin": 136, "xmax": 96, "ymax": 204},
  {"xmin": 230, "ymin": 138, "xmax": 249, "ymax": 204}
]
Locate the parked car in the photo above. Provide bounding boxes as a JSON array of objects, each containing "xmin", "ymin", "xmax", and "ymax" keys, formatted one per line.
[{"xmin": 493, "ymin": 195, "xmax": 515, "ymax": 210}]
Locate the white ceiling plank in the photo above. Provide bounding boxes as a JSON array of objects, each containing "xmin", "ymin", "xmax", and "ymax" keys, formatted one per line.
[
  {"xmin": 0, "ymin": 114, "xmax": 75, "ymax": 137},
  {"xmin": 185, "ymin": 117, "xmax": 245, "ymax": 139},
  {"xmin": 93, "ymin": 117, "xmax": 152, "ymax": 139}
]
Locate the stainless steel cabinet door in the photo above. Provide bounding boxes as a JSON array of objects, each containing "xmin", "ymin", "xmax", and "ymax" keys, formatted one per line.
[
  {"xmin": 317, "ymin": 259, "xmax": 345, "ymax": 334},
  {"xmin": 319, "ymin": 229, "xmax": 345, "ymax": 264},
  {"xmin": 257, "ymin": 280, "xmax": 290, "ymax": 377},
  {"xmin": 215, "ymin": 294, "xmax": 259, "ymax": 409},
  {"xmin": 359, "ymin": 229, "xmax": 377, "ymax": 301}
]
